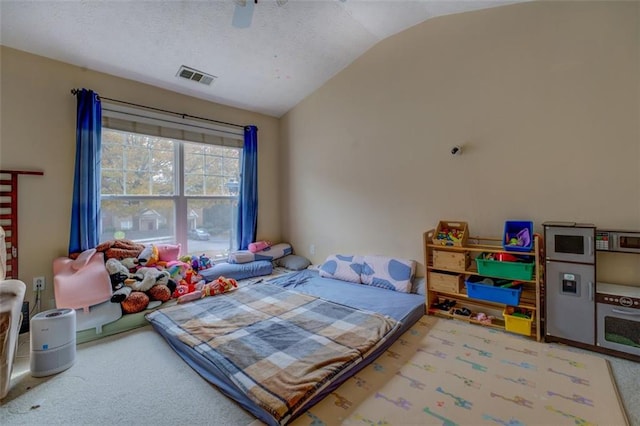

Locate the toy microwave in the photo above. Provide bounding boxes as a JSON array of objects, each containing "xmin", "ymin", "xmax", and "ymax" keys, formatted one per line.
[{"xmin": 596, "ymin": 230, "xmax": 640, "ymax": 254}]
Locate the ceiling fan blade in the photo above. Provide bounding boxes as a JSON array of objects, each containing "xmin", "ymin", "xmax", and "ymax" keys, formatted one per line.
[{"xmin": 232, "ymin": 1, "xmax": 254, "ymax": 29}]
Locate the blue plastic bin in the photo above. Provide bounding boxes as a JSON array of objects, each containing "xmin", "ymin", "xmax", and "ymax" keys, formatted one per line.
[
  {"xmin": 503, "ymin": 220, "xmax": 533, "ymax": 252},
  {"xmin": 465, "ymin": 276, "xmax": 522, "ymax": 305}
]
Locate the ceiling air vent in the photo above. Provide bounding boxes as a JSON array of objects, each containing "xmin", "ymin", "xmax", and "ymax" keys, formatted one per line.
[{"xmin": 176, "ymin": 65, "xmax": 216, "ymax": 86}]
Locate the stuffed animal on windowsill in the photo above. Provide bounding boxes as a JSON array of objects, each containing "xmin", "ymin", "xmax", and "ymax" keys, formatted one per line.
[
  {"xmin": 201, "ymin": 276, "xmax": 237, "ymax": 297},
  {"xmin": 105, "ymin": 257, "xmax": 175, "ymax": 314},
  {"xmin": 198, "ymin": 254, "xmax": 213, "ymax": 270},
  {"xmin": 176, "ymin": 276, "xmax": 237, "ymax": 304},
  {"xmin": 121, "ymin": 291, "xmax": 150, "ymax": 314},
  {"xmin": 171, "ymin": 269, "xmax": 204, "ymax": 299},
  {"xmin": 105, "ymin": 258, "xmax": 134, "ymax": 303},
  {"xmin": 125, "ymin": 267, "xmax": 171, "ymax": 292},
  {"xmin": 119, "ymin": 280, "xmax": 174, "ymax": 314},
  {"xmin": 137, "ymin": 244, "xmax": 160, "ymax": 267},
  {"xmin": 181, "ymin": 254, "xmax": 213, "ymax": 272},
  {"xmin": 92, "ymin": 239, "xmax": 145, "ymax": 261}
]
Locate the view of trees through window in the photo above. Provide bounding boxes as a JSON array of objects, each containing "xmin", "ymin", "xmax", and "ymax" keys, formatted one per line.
[{"xmin": 100, "ymin": 128, "xmax": 241, "ymax": 260}]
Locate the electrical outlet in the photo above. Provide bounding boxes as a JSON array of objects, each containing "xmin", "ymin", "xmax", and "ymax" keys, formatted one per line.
[
  {"xmin": 33, "ymin": 276, "xmax": 45, "ymax": 291},
  {"xmin": 309, "ymin": 244, "xmax": 316, "ymax": 255}
]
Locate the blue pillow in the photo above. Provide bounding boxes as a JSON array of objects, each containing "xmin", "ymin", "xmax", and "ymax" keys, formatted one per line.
[
  {"xmin": 275, "ymin": 254, "xmax": 311, "ymax": 271},
  {"xmin": 199, "ymin": 260, "xmax": 272, "ymax": 282}
]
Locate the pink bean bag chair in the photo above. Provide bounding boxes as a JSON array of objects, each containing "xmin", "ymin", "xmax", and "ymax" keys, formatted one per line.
[{"xmin": 53, "ymin": 249, "xmax": 112, "ymax": 313}]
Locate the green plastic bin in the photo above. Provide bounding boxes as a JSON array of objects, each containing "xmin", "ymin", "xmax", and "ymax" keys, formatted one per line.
[{"xmin": 475, "ymin": 254, "xmax": 534, "ymax": 280}]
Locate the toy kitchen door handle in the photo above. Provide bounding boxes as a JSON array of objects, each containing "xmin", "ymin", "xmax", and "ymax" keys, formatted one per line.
[{"xmin": 611, "ymin": 308, "xmax": 640, "ymax": 316}]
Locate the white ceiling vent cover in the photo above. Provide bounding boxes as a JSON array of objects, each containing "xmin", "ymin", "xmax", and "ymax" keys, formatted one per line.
[{"xmin": 176, "ymin": 65, "xmax": 217, "ymax": 86}]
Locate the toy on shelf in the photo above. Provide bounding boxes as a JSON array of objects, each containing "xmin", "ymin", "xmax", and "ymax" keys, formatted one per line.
[
  {"xmin": 503, "ymin": 306, "xmax": 534, "ymax": 336},
  {"xmin": 506, "ymin": 228, "xmax": 531, "ymax": 248},
  {"xmin": 436, "ymin": 228, "xmax": 464, "ymax": 244},
  {"xmin": 503, "ymin": 221, "xmax": 534, "ymax": 252},
  {"xmin": 504, "ymin": 306, "xmax": 532, "ymax": 319},
  {"xmin": 432, "ymin": 221, "xmax": 468, "ymax": 247},
  {"xmin": 471, "ymin": 312, "xmax": 494, "ymax": 325},
  {"xmin": 431, "ymin": 298, "xmax": 457, "ymax": 311}
]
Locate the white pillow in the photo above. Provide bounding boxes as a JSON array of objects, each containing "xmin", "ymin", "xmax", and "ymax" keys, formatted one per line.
[
  {"xmin": 360, "ymin": 255, "xmax": 416, "ymax": 293},
  {"xmin": 319, "ymin": 254, "xmax": 363, "ymax": 283}
]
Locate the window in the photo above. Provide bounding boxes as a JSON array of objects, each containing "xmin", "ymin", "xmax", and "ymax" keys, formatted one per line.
[{"xmin": 99, "ymin": 104, "xmax": 243, "ymax": 260}]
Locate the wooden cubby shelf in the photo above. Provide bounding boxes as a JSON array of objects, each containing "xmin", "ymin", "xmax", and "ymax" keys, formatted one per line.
[{"xmin": 424, "ymin": 228, "xmax": 543, "ymax": 341}]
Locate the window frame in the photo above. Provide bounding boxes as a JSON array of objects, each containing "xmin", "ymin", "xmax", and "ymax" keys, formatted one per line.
[{"xmin": 100, "ymin": 103, "xmax": 243, "ymax": 257}]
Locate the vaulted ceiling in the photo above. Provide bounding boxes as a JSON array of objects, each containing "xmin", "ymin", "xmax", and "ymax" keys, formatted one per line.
[{"xmin": 1, "ymin": 0, "xmax": 523, "ymax": 117}]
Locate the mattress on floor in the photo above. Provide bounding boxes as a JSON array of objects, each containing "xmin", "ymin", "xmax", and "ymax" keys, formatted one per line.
[
  {"xmin": 76, "ymin": 300, "xmax": 174, "ymax": 344},
  {"xmin": 147, "ymin": 269, "xmax": 424, "ymax": 425},
  {"xmin": 76, "ymin": 269, "xmax": 292, "ymax": 344}
]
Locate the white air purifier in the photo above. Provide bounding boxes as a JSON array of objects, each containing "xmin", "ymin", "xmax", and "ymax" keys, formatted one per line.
[{"xmin": 30, "ymin": 308, "xmax": 76, "ymax": 377}]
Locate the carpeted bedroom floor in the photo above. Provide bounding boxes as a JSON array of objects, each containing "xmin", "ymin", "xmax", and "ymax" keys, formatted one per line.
[{"xmin": 2, "ymin": 316, "xmax": 638, "ymax": 426}]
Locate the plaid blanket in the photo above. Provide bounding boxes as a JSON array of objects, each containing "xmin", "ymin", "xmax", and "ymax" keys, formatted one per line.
[{"xmin": 146, "ymin": 282, "xmax": 399, "ymax": 425}]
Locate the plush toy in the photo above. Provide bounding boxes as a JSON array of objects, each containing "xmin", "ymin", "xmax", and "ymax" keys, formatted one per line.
[
  {"xmin": 94, "ymin": 239, "xmax": 145, "ymax": 260},
  {"xmin": 172, "ymin": 268, "xmax": 204, "ymax": 299},
  {"xmin": 105, "ymin": 258, "xmax": 130, "ymax": 288},
  {"xmin": 110, "ymin": 286, "xmax": 132, "ymax": 303},
  {"xmin": 202, "ymin": 276, "xmax": 237, "ymax": 297},
  {"xmin": 188, "ymin": 255, "xmax": 200, "ymax": 272},
  {"xmin": 120, "ymin": 257, "xmax": 139, "ymax": 271},
  {"xmin": 106, "ymin": 255, "xmax": 176, "ymax": 312},
  {"xmin": 177, "ymin": 276, "xmax": 237, "ymax": 304},
  {"xmin": 121, "ymin": 291, "xmax": 150, "ymax": 314},
  {"xmin": 125, "ymin": 266, "xmax": 170, "ymax": 292},
  {"xmin": 198, "ymin": 254, "xmax": 212, "ymax": 270},
  {"xmin": 166, "ymin": 260, "xmax": 191, "ymax": 281},
  {"xmin": 105, "ymin": 258, "xmax": 135, "ymax": 303},
  {"xmin": 137, "ymin": 244, "xmax": 159, "ymax": 267},
  {"xmin": 147, "ymin": 283, "xmax": 172, "ymax": 302},
  {"xmin": 173, "ymin": 284, "xmax": 191, "ymax": 299},
  {"xmin": 156, "ymin": 243, "xmax": 181, "ymax": 262},
  {"xmin": 184, "ymin": 254, "xmax": 213, "ymax": 273}
]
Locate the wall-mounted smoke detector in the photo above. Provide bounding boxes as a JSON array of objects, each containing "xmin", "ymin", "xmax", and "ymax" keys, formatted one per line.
[{"xmin": 176, "ymin": 65, "xmax": 217, "ymax": 86}]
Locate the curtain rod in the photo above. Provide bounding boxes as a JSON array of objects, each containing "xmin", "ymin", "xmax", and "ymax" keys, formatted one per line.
[{"xmin": 70, "ymin": 88, "xmax": 248, "ymax": 130}]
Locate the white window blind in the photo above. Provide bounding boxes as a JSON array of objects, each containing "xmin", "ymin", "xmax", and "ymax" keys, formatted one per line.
[{"xmin": 101, "ymin": 102, "xmax": 243, "ymax": 148}]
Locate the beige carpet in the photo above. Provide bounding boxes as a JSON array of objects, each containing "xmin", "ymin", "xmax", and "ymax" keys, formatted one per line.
[
  {"xmin": 1, "ymin": 327, "xmax": 254, "ymax": 425},
  {"xmin": 287, "ymin": 315, "xmax": 629, "ymax": 426}
]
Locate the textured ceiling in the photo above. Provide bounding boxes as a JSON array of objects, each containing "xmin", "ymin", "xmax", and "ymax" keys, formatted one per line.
[{"xmin": 1, "ymin": 0, "xmax": 523, "ymax": 117}]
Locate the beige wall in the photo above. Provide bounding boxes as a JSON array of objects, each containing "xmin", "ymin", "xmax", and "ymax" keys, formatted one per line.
[
  {"xmin": 1, "ymin": 1, "xmax": 639, "ymax": 313},
  {"xmin": 280, "ymin": 1, "xmax": 640, "ymax": 283},
  {"xmin": 0, "ymin": 46, "xmax": 281, "ymax": 309}
]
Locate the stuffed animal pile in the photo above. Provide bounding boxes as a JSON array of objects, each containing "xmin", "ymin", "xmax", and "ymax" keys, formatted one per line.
[{"xmin": 99, "ymin": 241, "xmax": 219, "ymax": 314}]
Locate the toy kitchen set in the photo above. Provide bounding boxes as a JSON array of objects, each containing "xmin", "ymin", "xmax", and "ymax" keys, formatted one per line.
[{"xmin": 544, "ymin": 222, "xmax": 640, "ymax": 362}]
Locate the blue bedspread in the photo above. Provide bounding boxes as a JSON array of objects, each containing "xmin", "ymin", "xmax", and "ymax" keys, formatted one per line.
[
  {"xmin": 267, "ymin": 269, "xmax": 425, "ymax": 335},
  {"xmin": 148, "ymin": 269, "xmax": 425, "ymax": 425}
]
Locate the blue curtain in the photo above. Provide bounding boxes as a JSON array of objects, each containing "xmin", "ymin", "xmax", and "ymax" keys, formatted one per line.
[
  {"xmin": 69, "ymin": 89, "xmax": 102, "ymax": 254},
  {"xmin": 236, "ymin": 125, "xmax": 258, "ymax": 250}
]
